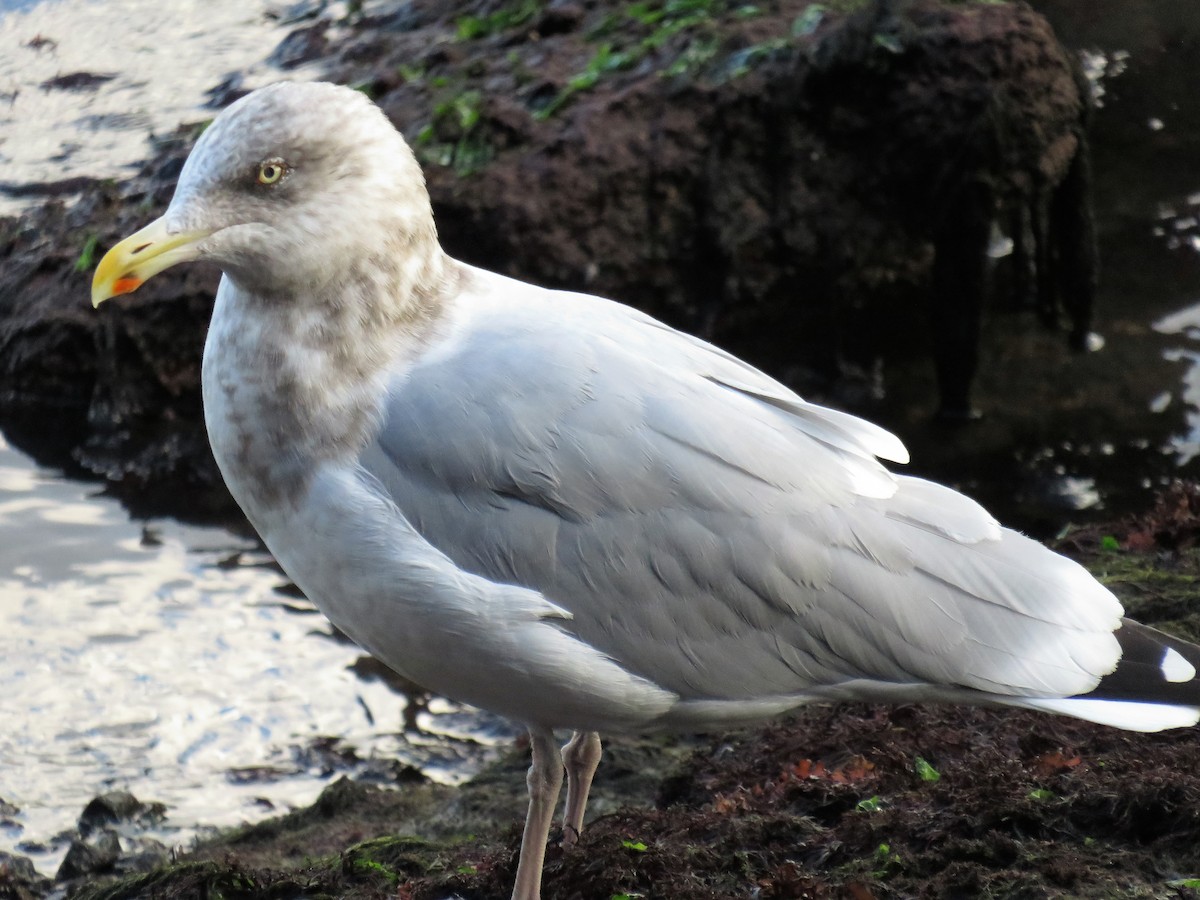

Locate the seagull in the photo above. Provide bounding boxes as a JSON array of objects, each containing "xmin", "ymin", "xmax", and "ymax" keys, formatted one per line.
[{"xmin": 92, "ymin": 81, "xmax": 1200, "ymax": 900}]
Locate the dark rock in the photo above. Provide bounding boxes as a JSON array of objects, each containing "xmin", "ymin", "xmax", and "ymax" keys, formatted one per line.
[
  {"xmin": 354, "ymin": 756, "xmax": 427, "ymax": 785},
  {"xmin": 0, "ymin": 851, "xmax": 41, "ymax": 883},
  {"xmin": 366, "ymin": 2, "xmax": 425, "ymax": 32},
  {"xmin": 266, "ymin": 0, "xmax": 327, "ymax": 25},
  {"xmin": 269, "ymin": 21, "xmax": 330, "ymax": 69},
  {"xmin": 55, "ymin": 828, "xmax": 120, "ymax": 881},
  {"xmin": 204, "ymin": 73, "xmax": 247, "ymax": 109},
  {"xmin": 341, "ymin": 35, "xmax": 388, "ymax": 65},
  {"xmin": 112, "ymin": 836, "xmax": 170, "ymax": 876},
  {"xmin": 79, "ymin": 792, "xmax": 141, "ymax": 834},
  {"xmin": 153, "ymin": 154, "xmax": 185, "ymax": 183},
  {"xmin": 312, "ymin": 776, "xmax": 384, "ymax": 820},
  {"xmin": 46, "ymin": 794, "xmax": 173, "ymax": 886},
  {"xmin": 0, "ymin": 175, "xmax": 101, "ymax": 198},
  {"xmin": 78, "ymin": 791, "xmax": 166, "ymax": 837},
  {"xmin": 39, "ymin": 71, "xmax": 116, "ymax": 92},
  {"xmin": 0, "ymin": 850, "xmax": 51, "ymax": 899},
  {"xmin": 226, "ymin": 735, "xmax": 426, "ymax": 787}
]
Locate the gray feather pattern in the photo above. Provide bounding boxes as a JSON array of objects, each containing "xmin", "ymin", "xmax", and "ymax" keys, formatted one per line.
[{"xmin": 364, "ymin": 274, "xmax": 1124, "ymax": 705}]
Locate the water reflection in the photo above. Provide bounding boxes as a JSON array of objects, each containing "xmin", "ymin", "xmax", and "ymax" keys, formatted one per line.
[
  {"xmin": 0, "ymin": 432, "xmax": 515, "ymax": 877},
  {"xmin": 0, "ymin": 0, "xmax": 326, "ymax": 215},
  {"xmin": 1078, "ymin": 47, "xmax": 1129, "ymax": 106},
  {"xmin": 1154, "ymin": 300, "xmax": 1200, "ymax": 464}
]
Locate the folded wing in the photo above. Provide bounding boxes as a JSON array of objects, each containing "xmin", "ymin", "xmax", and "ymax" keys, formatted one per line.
[{"xmin": 360, "ymin": 270, "xmax": 1197, "ymax": 731}]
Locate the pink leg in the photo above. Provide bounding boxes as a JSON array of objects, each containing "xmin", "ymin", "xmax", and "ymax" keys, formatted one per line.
[
  {"xmin": 561, "ymin": 730, "xmax": 602, "ymax": 847},
  {"xmin": 512, "ymin": 727, "xmax": 563, "ymax": 900}
]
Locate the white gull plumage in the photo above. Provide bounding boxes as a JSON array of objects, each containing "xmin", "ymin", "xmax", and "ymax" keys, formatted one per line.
[{"xmin": 92, "ymin": 81, "xmax": 1200, "ymax": 900}]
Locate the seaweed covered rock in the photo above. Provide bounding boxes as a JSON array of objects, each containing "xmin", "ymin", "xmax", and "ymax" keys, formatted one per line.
[
  {"xmin": 392, "ymin": 0, "xmax": 1095, "ymax": 418},
  {"xmin": 0, "ymin": 850, "xmax": 52, "ymax": 900}
]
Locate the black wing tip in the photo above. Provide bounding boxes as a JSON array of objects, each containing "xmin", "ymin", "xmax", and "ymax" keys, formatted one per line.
[{"xmin": 1081, "ymin": 619, "xmax": 1200, "ymax": 705}]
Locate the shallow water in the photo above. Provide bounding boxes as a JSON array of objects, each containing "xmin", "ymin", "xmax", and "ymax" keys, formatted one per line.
[
  {"xmin": 0, "ymin": 422, "xmax": 516, "ymax": 876},
  {"xmin": 0, "ymin": 0, "xmax": 335, "ymax": 216}
]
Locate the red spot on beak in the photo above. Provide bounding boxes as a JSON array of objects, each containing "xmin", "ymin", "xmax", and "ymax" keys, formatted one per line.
[{"xmin": 112, "ymin": 276, "xmax": 142, "ymax": 295}]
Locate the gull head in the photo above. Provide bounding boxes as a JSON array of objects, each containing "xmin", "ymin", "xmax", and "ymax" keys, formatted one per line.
[{"xmin": 93, "ymin": 81, "xmax": 440, "ymax": 307}]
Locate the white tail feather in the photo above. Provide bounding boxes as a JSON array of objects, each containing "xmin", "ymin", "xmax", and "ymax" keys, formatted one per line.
[{"xmin": 1014, "ymin": 697, "xmax": 1200, "ymax": 732}]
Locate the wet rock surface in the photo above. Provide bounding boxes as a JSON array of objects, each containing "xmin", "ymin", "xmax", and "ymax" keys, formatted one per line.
[
  {"xmin": 0, "ymin": 850, "xmax": 52, "ymax": 900},
  {"xmin": 76, "ymin": 792, "xmax": 167, "ymax": 839},
  {"xmin": 0, "ymin": 790, "xmax": 172, "ymax": 891},
  {"xmin": 38, "ymin": 71, "xmax": 116, "ymax": 92},
  {"xmin": 55, "ymin": 792, "xmax": 169, "ymax": 884},
  {"xmin": 55, "ymin": 829, "xmax": 122, "ymax": 882}
]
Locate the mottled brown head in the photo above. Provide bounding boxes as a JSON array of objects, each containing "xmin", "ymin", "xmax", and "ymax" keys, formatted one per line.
[{"xmin": 93, "ymin": 81, "xmax": 441, "ymax": 308}]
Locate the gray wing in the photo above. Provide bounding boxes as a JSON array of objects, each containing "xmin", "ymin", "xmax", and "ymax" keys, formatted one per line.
[{"xmin": 359, "ymin": 279, "xmax": 1122, "ymax": 704}]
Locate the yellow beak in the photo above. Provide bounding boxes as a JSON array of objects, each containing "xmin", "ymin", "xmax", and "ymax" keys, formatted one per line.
[{"xmin": 91, "ymin": 217, "xmax": 211, "ymax": 308}]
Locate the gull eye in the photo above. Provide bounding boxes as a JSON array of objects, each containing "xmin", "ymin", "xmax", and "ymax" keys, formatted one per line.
[{"xmin": 257, "ymin": 159, "xmax": 288, "ymax": 185}]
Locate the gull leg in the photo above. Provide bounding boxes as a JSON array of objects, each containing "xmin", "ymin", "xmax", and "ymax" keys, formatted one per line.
[
  {"xmin": 561, "ymin": 730, "xmax": 602, "ymax": 847},
  {"xmin": 513, "ymin": 727, "xmax": 563, "ymax": 900}
]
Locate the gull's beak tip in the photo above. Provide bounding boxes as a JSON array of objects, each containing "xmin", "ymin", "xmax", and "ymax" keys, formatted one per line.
[
  {"xmin": 90, "ymin": 266, "xmax": 141, "ymax": 308},
  {"xmin": 89, "ymin": 217, "xmax": 209, "ymax": 310}
]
